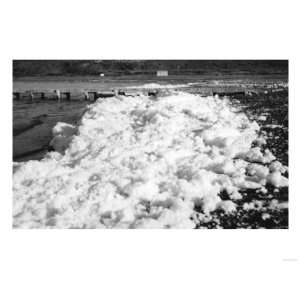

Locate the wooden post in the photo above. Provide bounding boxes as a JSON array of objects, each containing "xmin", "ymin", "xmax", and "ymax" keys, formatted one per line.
[
  {"xmin": 93, "ymin": 92, "xmax": 98, "ymax": 101},
  {"xmin": 65, "ymin": 92, "xmax": 71, "ymax": 101},
  {"xmin": 13, "ymin": 92, "xmax": 21, "ymax": 100},
  {"xmin": 55, "ymin": 90, "xmax": 61, "ymax": 102},
  {"xmin": 84, "ymin": 91, "xmax": 90, "ymax": 101},
  {"xmin": 148, "ymin": 90, "xmax": 158, "ymax": 97},
  {"xmin": 29, "ymin": 91, "xmax": 34, "ymax": 101},
  {"xmin": 118, "ymin": 90, "xmax": 126, "ymax": 96}
]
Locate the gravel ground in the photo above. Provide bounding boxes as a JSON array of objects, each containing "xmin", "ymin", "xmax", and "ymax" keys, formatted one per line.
[{"xmin": 195, "ymin": 88, "xmax": 288, "ymax": 228}]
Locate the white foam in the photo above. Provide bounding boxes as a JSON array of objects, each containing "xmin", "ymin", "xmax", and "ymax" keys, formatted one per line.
[
  {"xmin": 13, "ymin": 92, "xmax": 288, "ymax": 228},
  {"xmin": 50, "ymin": 122, "xmax": 77, "ymax": 154}
]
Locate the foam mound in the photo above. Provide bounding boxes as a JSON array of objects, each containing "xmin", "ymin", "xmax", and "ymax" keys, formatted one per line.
[{"xmin": 13, "ymin": 92, "xmax": 288, "ymax": 228}]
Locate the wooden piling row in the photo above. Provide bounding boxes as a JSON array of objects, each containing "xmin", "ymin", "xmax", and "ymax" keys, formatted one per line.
[
  {"xmin": 13, "ymin": 90, "xmax": 99, "ymax": 102},
  {"xmin": 13, "ymin": 89, "xmax": 248, "ymax": 102},
  {"xmin": 12, "ymin": 89, "xmax": 142, "ymax": 102},
  {"xmin": 14, "ymin": 87, "xmax": 216, "ymax": 102}
]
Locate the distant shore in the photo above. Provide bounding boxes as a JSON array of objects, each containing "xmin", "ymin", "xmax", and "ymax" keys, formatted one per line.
[{"xmin": 13, "ymin": 74, "xmax": 288, "ymax": 93}]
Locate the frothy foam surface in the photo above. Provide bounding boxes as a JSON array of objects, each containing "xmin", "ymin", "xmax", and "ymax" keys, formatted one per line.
[{"xmin": 13, "ymin": 92, "xmax": 288, "ymax": 228}]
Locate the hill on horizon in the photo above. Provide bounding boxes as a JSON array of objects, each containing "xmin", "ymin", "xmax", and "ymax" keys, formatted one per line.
[{"xmin": 13, "ymin": 60, "xmax": 288, "ymax": 77}]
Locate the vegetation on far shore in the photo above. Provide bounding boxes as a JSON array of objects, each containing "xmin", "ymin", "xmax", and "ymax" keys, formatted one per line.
[{"xmin": 13, "ymin": 60, "xmax": 288, "ymax": 78}]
